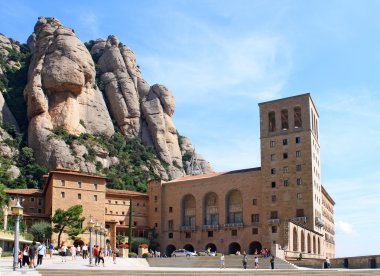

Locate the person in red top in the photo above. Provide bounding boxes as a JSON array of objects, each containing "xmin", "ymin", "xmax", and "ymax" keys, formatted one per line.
[{"xmin": 93, "ymin": 246, "xmax": 99, "ymax": 266}]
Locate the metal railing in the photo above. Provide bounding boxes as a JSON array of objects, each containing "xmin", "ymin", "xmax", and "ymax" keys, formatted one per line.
[
  {"xmin": 223, "ymin": 222, "xmax": 243, "ymax": 229},
  {"xmin": 267, "ymin": 219, "xmax": 281, "ymax": 225},
  {"xmin": 202, "ymin": 224, "xmax": 219, "ymax": 230},
  {"xmin": 180, "ymin": 225, "xmax": 197, "ymax": 231},
  {"xmin": 292, "ymin": 216, "xmax": 307, "ymax": 223}
]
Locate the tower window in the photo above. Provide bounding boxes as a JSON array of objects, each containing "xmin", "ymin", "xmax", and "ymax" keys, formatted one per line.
[
  {"xmin": 77, "ymin": 193, "xmax": 81, "ymax": 200},
  {"xmin": 271, "ymin": 182, "xmax": 276, "ymax": 188},
  {"xmin": 296, "ymin": 165, "xmax": 302, "ymax": 171},
  {"xmin": 61, "ymin": 180, "xmax": 65, "ymax": 187},
  {"xmin": 295, "ymin": 137, "xmax": 301, "ymax": 144},
  {"xmin": 281, "ymin": 109, "xmax": 289, "ymax": 130},
  {"xmin": 283, "ymin": 139, "xmax": 288, "ymax": 145},
  {"xmin": 296, "ymin": 151, "xmax": 301, "ymax": 157},
  {"xmin": 252, "ymin": 228, "xmax": 258, "ymax": 235},
  {"xmin": 271, "ymin": 195, "xmax": 277, "ymax": 203},
  {"xmin": 294, "ymin": 107, "xmax": 302, "ymax": 128},
  {"xmin": 272, "ymin": 226, "xmax": 278, "ymax": 233},
  {"xmin": 252, "ymin": 199, "xmax": 257, "ymax": 206},
  {"xmin": 297, "ymin": 178, "xmax": 302, "ymax": 185},
  {"xmin": 270, "ymin": 211, "xmax": 278, "ymax": 219},
  {"xmin": 270, "ymin": 154, "xmax": 275, "ymax": 161},
  {"xmin": 60, "ymin": 192, "xmax": 65, "ymax": 198},
  {"xmin": 284, "ymin": 179, "xmax": 289, "ymax": 186},
  {"xmin": 270, "ymin": 141, "xmax": 276, "ymax": 148},
  {"xmin": 271, "ymin": 168, "xmax": 276, "ymax": 175},
  {"xmin": 283, "ymin": 153, "xmax": 288, "ymax": 159},
  {"xmin": 208, "ymin": 231, "xmax": 213, "ymax": 237},
  {"xmin": 283, "ymin": 166, "xmax": 289, "ymax": 173},
  {"xmin": 297, "ymin": 193, "xmax": 302, "ymax": 199},
  {"xmin": 77, "ymin": 181, "xmax": 82, "ymax": 188},
  {"xmin": 268, "ymin": 111, "xmax": 276, "ymax": 132}
]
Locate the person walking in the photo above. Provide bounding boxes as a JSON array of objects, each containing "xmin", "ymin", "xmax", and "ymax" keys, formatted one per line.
[
  {"xmin": 28, "ymin": 241, "xmax": 37, "ymax": 268},
  {"xmin": 18, "ymin": 249, "xmax": 23, "ymax": 268},
  {"xmin": 37, "ymin": 242, "xmax": 46, "ymax": 267},
  {"xmin": 61, "ymin": 243, "xmax": 67, "ymax": 262},
  {"xmin": 82, "ymin": 244, "xmax": 88, "ymax": 259},
  {"xmin": 112, "ymin": 249, "xmax": 117, "ymax": 264},
  {"xmin": 220, "ymin": 253, "xmax": 225, "ymax": 269},
  {"xmin": 254, "ymin": 256, "xmax": 259, "ymax": 269},
  {"xmin": 242, "ymin": 253, "xmax": 248, "ymax": 269},
  {"xmin": 326, "ymin": 257, "xmax": 331, "ymax": 268},
  {"xmin": 22, "ymin": 245, "xmax": 29, "ymax": 267},
  {"xmin": 97, "ymin": 248, "xmax": 105, "ymax": 267},
  {"xmin": 48, "ymin": 243, "xmax": 54, "ymax": 258},
  {"xmin": 270, "ymin": 255, "xmax": 275, "ymax": 269},
  {"xmin": 93, "ymin": 245, "xmax": 99, "ymax": 266},
  {"xmin": 70, "ymin": 245, "xmax": 76, "ymax": 260}
]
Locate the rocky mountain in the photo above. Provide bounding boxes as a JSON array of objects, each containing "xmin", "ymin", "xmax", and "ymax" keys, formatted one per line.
[{"xmin": 0, "ymin": 17, "xmax": 213, "ymax": 191}]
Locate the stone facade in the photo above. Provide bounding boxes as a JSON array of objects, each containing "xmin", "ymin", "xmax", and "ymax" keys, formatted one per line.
[{"xmin": 5, "ymin": 93, "xmax": 335, "ymax": 258}]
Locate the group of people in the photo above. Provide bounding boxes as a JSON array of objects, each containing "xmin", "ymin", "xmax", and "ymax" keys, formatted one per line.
[
  {"xmin": 17, "ymin": 241, "xmax": 46, "ymax": 269},
  {"xmin": 220, "ymin": 251, "xmax": 275, "ymax": 270}
]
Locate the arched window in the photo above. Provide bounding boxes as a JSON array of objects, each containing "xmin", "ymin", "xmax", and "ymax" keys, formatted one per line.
[
  {"xmin": 313, "ymin": 236, "xmax": 316, "ymax": 254},
  {"xmin": 226, "ymin": 190, "xmax": 243, "ymax": 224},
  {"xmin": 268, "ymin": 111, "xmax": 276, "ymax": 132},
  {"xmin": 281, "ymin": 109, "xmax": 289, "ymax": 130},
  {"xmin": 182, "ymin": 194, "xmax": 196, "ymax": 226},
  {"xmin": 292, "ymin": 227, "xmax": 298, "ymax": 251},
  {"xmin": 294, "ymin": 107, "xmax": 302, "ymax": 128},
  {"xmin": 307, "ymin": 233, "xmax": 311, "ymax": 253},
  {"xmin": 301, "ymin": 230, "xmax": 305, "ymax": 252},
  {"xmin": 318, "ymin": 237, "xmax": 321, "ymax": 255},
  {"xmin": 203, "ymin": 192, "xmax": 219, "ymax": 225}
]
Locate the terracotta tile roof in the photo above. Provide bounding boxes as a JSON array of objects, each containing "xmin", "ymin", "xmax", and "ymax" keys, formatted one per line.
[
  {"xmin": 321, "ymin": 185, "xmax": 335, "ymax": 205},
  {"xmin": 5, "ymin": 189, "xmax": 43, "ymax": 195},
  {"xmin": 106, "ymin": 188, "xmax": 148, "ymax": 197},
  {"xmin": 168, "ymin": 167, "xmax": 261, "ymax": 183},
  {"xmin": 50, "ymin": 168, "xmax": 107, "ymax": 179}
]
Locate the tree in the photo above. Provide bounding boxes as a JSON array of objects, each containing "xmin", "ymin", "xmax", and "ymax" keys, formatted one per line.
[
  {"xmin": 51, "ymin": 205, "xmax": 85, "ymax": 247},
  {"xmin": 116, "ymin": 234, "xmax": 125, "ymax": 245},
  {"xmin": 30, "ymin": 221, "xmax": 52, "ymax": 242},
  {"xmin": 148, "ymin": 227, "xmax": 160, "ymax": 252},
  {"xmin": 0, "ymin": 183, "xmax": 9, "ymax": 207}
]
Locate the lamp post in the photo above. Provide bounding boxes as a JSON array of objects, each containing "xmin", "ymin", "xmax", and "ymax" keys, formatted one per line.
[
  {"xmin": 94, "ymin": 222, "xmax": 100, "ymax": 247},
  {"xmin": 99, "ymin": 226, "xmax": 103, "ymax": 248},
  {"xmin": 87, "ymin": 216, "xmax": 95, "ymax": 265},
  {"xmin": 104, "ymin": 229, "xmax": 108, "ymax": 251},
  {"xmin": 11, "ymin": 200, "xmax": 23, "ymax": 271}
]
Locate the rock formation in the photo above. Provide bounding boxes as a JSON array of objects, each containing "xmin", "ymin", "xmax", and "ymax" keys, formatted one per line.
[
  {"xmin": 0, "ymin": 17, "xmax": 214, "ymax": 184},
  {"xmin": 24, "ymin": 17, "xmax": 114, "ymax": 171}
]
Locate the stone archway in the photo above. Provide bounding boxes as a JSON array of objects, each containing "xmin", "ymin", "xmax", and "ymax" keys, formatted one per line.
[
  {"xmin": 313, "ymin": 236, "xmax": 316, "ymax": 254},
  {"xmin": 292, "ymin": 227, "xmax": 298, "ymax": 251},
  {"xmin": 205, "ymin": 243, "xmax": 217, "ymax": 253},
  {"xmin": 184, "ymin": 244, "xmax": 195, "ymax": 252},
  {"xmin": 166, "ymin": 244, "xmax": 176, "ymax": 257},
  {"xmin": 228, "ymin": 242, "xmax": 241, "ymax": 254},
  {"xmin": 249, "ymin": 241, "xmax": 262, "ymax": 255},
  {"xmin": 301, "ymin": 230, "xmax": 305, "ymax": 252},
  {"xmin": 307, "ymin": 233, "xmax": 311, "ymax": 253}
]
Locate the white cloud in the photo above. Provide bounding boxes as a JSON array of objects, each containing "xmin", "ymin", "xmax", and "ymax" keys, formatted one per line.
[{"xmin": 335, "ymin": 220, "xmax": 357, "ymax": 236}]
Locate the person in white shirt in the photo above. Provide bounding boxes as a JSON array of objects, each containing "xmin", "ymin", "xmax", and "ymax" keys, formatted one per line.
[
  {"xmin": 220, "ymin": 253, "xmax": 225, "ymax": 269},
  {"xmin": 61, "ymin": 243, "xmax": 67, "ymax": 262},
  {"xmin": 36, "ymin": 243, "xmax": 46, "ymax": 266}
]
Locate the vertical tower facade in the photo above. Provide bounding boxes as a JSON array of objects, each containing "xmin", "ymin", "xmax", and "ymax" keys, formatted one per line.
[{"xmin": 259, "ymin": 93, "xmax": 324, "ymax": 248}]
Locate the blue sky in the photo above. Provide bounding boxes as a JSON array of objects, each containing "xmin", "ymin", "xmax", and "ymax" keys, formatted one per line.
[{"xmin": 1, "ymin": 0, "xmax": 380, "ymax": 257}]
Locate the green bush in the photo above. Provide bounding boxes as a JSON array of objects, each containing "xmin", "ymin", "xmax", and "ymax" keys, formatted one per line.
[
  {"xmin": 142, "ymin": 253, "xmax": 149, "ymax": 258},
  {"xmin": 128, "ymin": 252, "xmax": 137, "ymax": 258}
]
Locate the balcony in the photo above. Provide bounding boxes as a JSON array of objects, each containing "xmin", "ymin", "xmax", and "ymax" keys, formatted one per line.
[
  {"xmin": 180, "ymin": 225, "xmax": 197, "ymax": 232},
  {"xmin": 184, "ymin": 208, "xmax": 196, "ymax": 216},
  {"xmin": 267, "ymin": 219, "xmax": 281, "ymax": 225},
  {"xmin": 292, "ymin": 216, "xmax": 307, "ymax": 223},
  {"xmin": 223, "ymin": 222, "xmax": 243, "ymax": 229},
  {"xmin": 251, "ymin": 221, "xmax": 260, "ymax": 226},
  {"xmin": 202, "ymin": 224, "xmax": 219, "ymax": 231},
  {"xmin": 315, "ymin": 217, "xmax": 324, "ymax": 227}
]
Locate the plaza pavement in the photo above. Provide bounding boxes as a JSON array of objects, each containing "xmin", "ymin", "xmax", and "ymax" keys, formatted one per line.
[{"xmin": 0, "ymin": 255, "xmax": 379, "ymax": 275}]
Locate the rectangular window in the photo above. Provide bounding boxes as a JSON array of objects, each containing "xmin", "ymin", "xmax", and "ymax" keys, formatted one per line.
[
  {"xmin": 294, "ymin": 107, "xmax": 302, "ymax": 128},
  {"xmin": 155, "ymin": 223, "xmax": 158, "ymax": 227},
  {"xmin": 77, "ymin": 181, "xmax": 82, "ymax": 188},
  {"xmin": 122, "ymin": 211, "xmax": 125, "ymax": 215},
  {"xmin": 297, "ymin": 193, "xmax": 302, "ymax": 199},
  {"xmin": 252, "ymin": 228, "xmax": 258, "ymax": 235},
  {"xmin": 251, "ymin": 214, "xmax": 260, "ymax": 223},
  {"xmin": 270, "ymin": 154, "xmax": 275, "ymax": 161},
  {"xmin": 186, "ymin": 232, "xmax": 191, "ymax": 239},
  {"xmin": 61, "ymin": 180, "xmax": 65, "ymax": 187},
  {"xmin": 270, "ymin": 140, "xmax": 276, "ymax": 148},
  {"xmin": 29, "ymin": 208, "xmax": 34, "ymax": 212},
  {"xmin": 38, "ymin": 209, "xmax": 42, "ymax": 213},
  {"xmin": 169, "ymin": 207, "xmax": 173, "ymax": 213},
  {"xmin": 281, "ymin": 109, "xmax": 289, "ymax": 130},
  {"xmin": 94, "ymin": 195, "xmax": 98, "ymax": 201},
  {"xmin": 60, "ymin": 192, "xmax": 65, "ymax": 198},
  {"xmin": 38, "ymin": 198, "xmax": 43, "ymax": 205},
  {"xmin": 283, "ymin": 153, "xmax": 288, "ymax": 159},
  {"xmin": 268, "ymin": 111, "xmax": 276, "ymax": 132},
  {"xmin": 296, "ymin": 165, "xmax": 302, "ymax": 171},
  {"xmin": 271, "ymin": 168, "xmax": 276, "ymax": 175},
  {"xmin": 252, "ymin": 199, "xmax": 257, "ymax": 206},
  {"xmin": 270, "ymin": 211, "xmax": 278, "ymax": 219},
  {"xmin": 77, "ymin": 193, "xmax": 81, "ymax": 200},
  {"xmin": 296, "ymin": 209, "xmax": 304, "ymax": 217},
  {"xmin": 155, "ymin": 207, "xmax": 158, "ymax": 212},
  {"xmin": 271, "ymin": 181, "xmax": 276, "ymax": 188},
  {"xmin": 283, "ymin": 166, "xmax": 289, "ymax": 173},
  {"xmin": 272, "ymin": 226, "xmax": 277, "ymax": 233},
  {"xmin": 231, "ymin": 229, "xmax": 237, "ymax": 236},
  {"xmin": 271, "ymin": 195, "xmax": 277, "ymax": 203},
  {"xmin": 208, "ymin": 231, "xmax": 213, "ymax": 237},
  {"xmin": 296, "ymin": 150, "xmax": 301, "ymax": 157},
  {"xmin": 283, "ymin": 139, "xmax": 288, "ymax": 146},
  {"xmin": 168, "ymin": 233, "xmax": 173, "ymax": 239},
  {"xmin": 154, "ymin": 196, "xmax": 158, "ymax": 201},
  {"xmin": 284, "ymin": 179, "xmax": 289, "ymax": 186},
  {"xmin": 168, "ymin": 220, "xmax": 173, "ymax": 230},
  {"xmin": 296, "ymin": 137, "xmax": 301, "ymax": 144},
  {"xmin": 94, "ymin": 184, "xmax": 98, "ymax": 190},
  {"xmin": 297, "ymin": 178, "xmax": 302, "ymax": 185},
  {"xmin": 31, "ymin": 197, "xmax": 35, "ymax": 202}
]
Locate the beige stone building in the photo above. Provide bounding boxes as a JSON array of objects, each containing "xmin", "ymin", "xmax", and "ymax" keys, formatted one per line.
[{"xmin": 5, "ymin": 93, "xmax": 335, "ymax": 258}]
